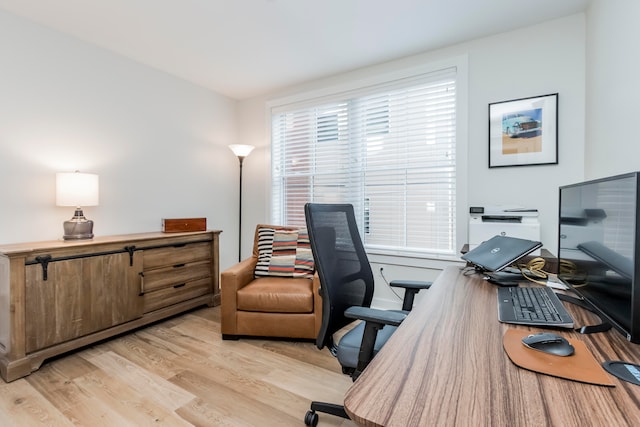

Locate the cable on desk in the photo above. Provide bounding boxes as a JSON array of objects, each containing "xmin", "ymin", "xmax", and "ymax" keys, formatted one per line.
[
  {"xmin": 515, "ymin": 257, "xmax": 553, "ymax": 285},
  {"xmin": 557, "ymin": 259, "xmax": 590, "ymax": 288},
  {"xmin": 462, "ymin": 265, "xmax": 480, "ymax": 276}
]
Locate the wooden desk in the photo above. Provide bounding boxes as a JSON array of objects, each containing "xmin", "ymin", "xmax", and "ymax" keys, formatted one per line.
[{"xmin": 344, "ymin": 266, "xmax": 640, "ymax": 426}]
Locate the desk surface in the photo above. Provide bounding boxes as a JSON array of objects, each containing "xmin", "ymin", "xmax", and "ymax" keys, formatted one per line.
[{"xmin": 343, "ymin": 266, "xmax": 640, "ymax": 426}]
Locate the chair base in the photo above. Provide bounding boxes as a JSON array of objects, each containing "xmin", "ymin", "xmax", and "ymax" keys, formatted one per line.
[{"xmin": 304, "ymin": 401, "xmax": 348, "ymax": 426}]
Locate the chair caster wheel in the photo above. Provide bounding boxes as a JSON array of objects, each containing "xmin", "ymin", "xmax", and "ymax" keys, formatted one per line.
[{"xmin": 304, "ymin": 410, "xmax": 318, "ymax": 426}]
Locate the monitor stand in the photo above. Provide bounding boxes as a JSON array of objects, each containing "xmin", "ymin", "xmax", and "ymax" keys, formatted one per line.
[{"xmin": 556, "ymin": 293, "xmax": 612, "ymax": 335}]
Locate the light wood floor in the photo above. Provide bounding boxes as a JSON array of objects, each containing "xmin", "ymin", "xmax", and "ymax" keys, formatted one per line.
[{"xmin": 0, "ymin": 306, "xmax": 357, "ymax": 427}]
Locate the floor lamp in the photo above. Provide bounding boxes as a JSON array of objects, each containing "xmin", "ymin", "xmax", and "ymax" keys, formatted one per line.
[{"xmin": 228, "ymin": 144, "xmax": 255, "ymax": 262}]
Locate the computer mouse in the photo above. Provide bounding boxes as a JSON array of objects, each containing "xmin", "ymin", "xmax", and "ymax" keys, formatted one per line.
[{"xmin": 521, "ymin": 332, "xmax": 575, "ymax": 356}]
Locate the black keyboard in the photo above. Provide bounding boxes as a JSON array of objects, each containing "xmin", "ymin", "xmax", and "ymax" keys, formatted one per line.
[{"xmin": 497, "ymin": 286, "xmax": 574, "ymax": 328}]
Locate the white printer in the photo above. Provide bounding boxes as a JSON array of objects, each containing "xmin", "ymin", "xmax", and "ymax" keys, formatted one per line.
[{"xmin": 468, "ymin": 206, "xmax": 541, "ymax": 254}]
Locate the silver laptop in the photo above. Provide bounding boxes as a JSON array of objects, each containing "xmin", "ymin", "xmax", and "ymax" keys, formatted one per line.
[{"xmin": 461, "ymin": 235, "xmax": 542, "ymax": 272}]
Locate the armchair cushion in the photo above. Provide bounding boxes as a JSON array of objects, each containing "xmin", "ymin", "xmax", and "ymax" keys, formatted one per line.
[
  {"xmin": 236, "ymin": 277, "xmax": 314, "ymax": 313},
  {"xmin": 254, "ymin": 227, "xmax": 314, "ymax": 279}
]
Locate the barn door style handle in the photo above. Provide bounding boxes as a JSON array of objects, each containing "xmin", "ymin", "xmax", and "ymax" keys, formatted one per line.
[
  {"xmin": 35, "ymin": 255, "xmax": 52, "ymax": 281},
  {"xmin": 138, "ymin": 271, "xmax": 145, "ymax": 296},
  {"xmin": 124, "ymin": 245, "xmax": 136, "ymax": 266}
]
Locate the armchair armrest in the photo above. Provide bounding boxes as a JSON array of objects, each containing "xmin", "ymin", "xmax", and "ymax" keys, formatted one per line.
[
  {"xmin": 220, "ymin": 257, "xmax": 257, "ymax": 337},
  {"xmin": 390, "ymin": 279, "xmax": 432, "ymax": 312},
  {"xmin": 221, "ymin": 257, "xmax": 257, "ymax": 292}
]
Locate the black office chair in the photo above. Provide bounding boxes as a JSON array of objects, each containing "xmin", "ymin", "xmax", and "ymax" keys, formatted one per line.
[{"xmin": 303, "ymin": 203, "xmax": 431, "ymax": 426}]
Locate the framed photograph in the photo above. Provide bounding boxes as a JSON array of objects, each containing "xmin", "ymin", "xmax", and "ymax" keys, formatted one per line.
[{"xmin": 488, "ymin": 93, "xmax": 558, "ymax": 168}]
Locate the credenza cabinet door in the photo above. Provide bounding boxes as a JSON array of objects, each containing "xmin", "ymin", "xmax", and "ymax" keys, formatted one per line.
[{"xmin": 24, "ymin": 252, "xmax": 143, "ymax": 353}]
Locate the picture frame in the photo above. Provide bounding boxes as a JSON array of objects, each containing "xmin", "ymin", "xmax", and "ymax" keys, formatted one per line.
[{"xmin": 488, "ymin": 93, "xmax": 558, "ymax": 168}]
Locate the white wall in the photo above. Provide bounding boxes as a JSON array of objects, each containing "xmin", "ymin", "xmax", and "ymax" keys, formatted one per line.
[
  {"xmin": 586, "ymin": 0, "xmax": 640, "ymax": 179},
  {"xmin": 238, "ymin": 14, "xmax": 586, "ymax": 308},
  {"xmin": 465, "ymin": 15, "xmax": 585, "ymax": 250},
  {"xmin": 0, "ymin": 10, "xmax": 242, "ymax": 271},
  {"xmin": 8, "ymin": 5, "xmax": 633, "ymax": 308}
]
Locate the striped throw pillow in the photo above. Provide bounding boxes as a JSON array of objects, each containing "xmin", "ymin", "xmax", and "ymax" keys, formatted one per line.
[{"xmin": 254, "ymin": 228, "xmax": 315, "ymax": 279}]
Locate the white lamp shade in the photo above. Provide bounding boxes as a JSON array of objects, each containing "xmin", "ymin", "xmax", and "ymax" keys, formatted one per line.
[
  {"xmin": 228, "ymin": 144, "xmax": 255, "ymax": 158},
  {"xmin": 56, "ymin": 172, "xmax": 99, "ymax": 207}
]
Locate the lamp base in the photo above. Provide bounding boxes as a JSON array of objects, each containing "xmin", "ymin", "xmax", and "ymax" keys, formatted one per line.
[{"xmin": 63, "ymin": 209, "xmax": 94, "ymax": 240}]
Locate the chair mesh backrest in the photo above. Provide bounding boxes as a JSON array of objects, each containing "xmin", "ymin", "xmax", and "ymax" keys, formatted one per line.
[{"xmin": 304, "ymin": 203, "xmax": 374, "ymax": 349}]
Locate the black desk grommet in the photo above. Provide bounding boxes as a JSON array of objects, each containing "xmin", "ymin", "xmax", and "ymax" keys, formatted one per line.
[{"xmin": 603, "ymin": 361, "xmax": 640, "ymax": 386}]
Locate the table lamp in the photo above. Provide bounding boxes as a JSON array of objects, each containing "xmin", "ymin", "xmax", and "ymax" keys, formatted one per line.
[{"xmin": 56, "ymin": 171, "xmax": 99, "ymax": 240}]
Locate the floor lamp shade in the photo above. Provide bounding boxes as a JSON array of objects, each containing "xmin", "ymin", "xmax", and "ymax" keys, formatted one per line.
[
  {"xmin": 228, "ymin": 144, "xmax": 255, "ymax": 158},
  {"xmin": 56, "ymin": 171, "xmax": 99, "ymax": 240}
]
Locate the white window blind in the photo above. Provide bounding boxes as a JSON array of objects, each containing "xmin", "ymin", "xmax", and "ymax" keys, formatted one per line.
[{"xmin": 271, "ymin": 67, "xmax": 457, "ymax": 256}]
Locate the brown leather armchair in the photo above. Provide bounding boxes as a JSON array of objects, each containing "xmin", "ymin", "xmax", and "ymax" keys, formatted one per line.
[{"xmin": 220, "ymin": 224, "xmax": 322, "ymax": 340}]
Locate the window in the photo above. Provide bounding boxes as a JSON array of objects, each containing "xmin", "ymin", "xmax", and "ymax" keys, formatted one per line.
[{"xmin": 271, "ymin": 67, "xmax": 457, "ymax": 257}]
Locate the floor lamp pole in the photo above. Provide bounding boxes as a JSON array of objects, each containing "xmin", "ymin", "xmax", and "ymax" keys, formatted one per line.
[
  {"xmin": 237, "ymin": 156, "xmax": 244, "ymax": 262},
  {"xmin": 228, "ymin": 144, "xmax": 255, "ymax": 263}
]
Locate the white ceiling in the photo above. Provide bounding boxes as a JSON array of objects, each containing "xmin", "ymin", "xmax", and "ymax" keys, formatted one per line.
[{"xmin": 0, "ymin": 0, "xmax": 591, "ymax": 100}]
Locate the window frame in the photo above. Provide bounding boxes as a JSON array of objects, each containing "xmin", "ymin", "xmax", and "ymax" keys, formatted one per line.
[{"xmin": 267, "ymin": 56, "xmax": 469, "ymax": 262}]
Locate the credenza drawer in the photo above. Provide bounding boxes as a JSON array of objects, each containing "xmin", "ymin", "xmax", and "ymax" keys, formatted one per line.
[
  {"xmin": 142, "ymin": 260, "xmax": 211, "ymax": 293},
  {"xmin": 143, "ymin": 241, "xmax": 211, "ymax": 269},
  {"xmin": 143, "ymin": 277, "xmax": 212, "ymax": 313}
]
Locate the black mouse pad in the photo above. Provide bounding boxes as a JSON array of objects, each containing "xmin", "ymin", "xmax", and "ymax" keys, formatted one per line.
[{"xmin": 603, "ymin": 361, "xmax": 640, "ymax": 386}]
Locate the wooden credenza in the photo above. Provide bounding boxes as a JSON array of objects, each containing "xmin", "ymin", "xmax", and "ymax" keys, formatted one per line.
[{"xmin": 0, "ymin": 230, "xmax": 221, "ymax": 382}]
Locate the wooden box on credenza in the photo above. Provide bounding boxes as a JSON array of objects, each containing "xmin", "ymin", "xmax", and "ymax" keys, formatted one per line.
[{"xmin": 162, "ymin": 217, "xmax": 207, "ymax": 233}]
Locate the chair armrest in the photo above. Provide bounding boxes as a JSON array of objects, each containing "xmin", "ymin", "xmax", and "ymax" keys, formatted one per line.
[
  {"xmin": 344, "ymin": 306, "xmax": 406, "ymax": 327},
  {"xmin": 389, "ymin": 279, "xmax": 432, "ymax": 290},
  {"xmin": 344, "ymin": 306, "xmax": 406, "ymax": 378},
  {"xmin": 220, "ymin": 257, "xmax": 257, "ymax": 336},
  {"xmin": 221, "ymin": 257, "xmax": 257, "ymax": 292},
  {"xmin": 390, "ymin": 279, "xmax": 432, "ymax": 312}
]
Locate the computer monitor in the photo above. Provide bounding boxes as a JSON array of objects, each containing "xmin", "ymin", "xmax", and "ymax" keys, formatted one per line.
[{"xmin": 557, "ymin": 171, "xmax": 640, "ymax": 343}]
